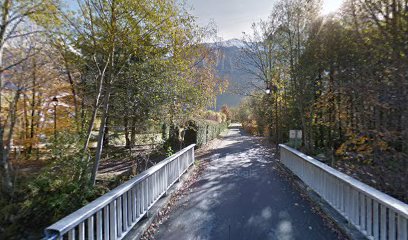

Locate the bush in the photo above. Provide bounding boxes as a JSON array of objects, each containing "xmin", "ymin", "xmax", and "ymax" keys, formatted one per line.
[
  {"xmin": 242, "ymin": 120, "xmax": 259, "ymax": 136},
  {"xmin": 0, "ymin": 132, "xmax": 107, "ymax": 239},
  {"xmin": 186, "ymin": 120, "xmax": 228, "ymax": 147},
  {"xmin": 202, "ymin": 111, "xmax": 226, "ymax": 124},
  {"xmin": 220, "ymin": 105, "xmax": 232, "ymax": 122}
]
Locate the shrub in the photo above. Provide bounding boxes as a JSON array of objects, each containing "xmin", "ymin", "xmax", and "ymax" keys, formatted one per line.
[
  {"xmin": 242, "ymin": 120, "xmax": 259, "ymax": 136},
  {"xmin": 184, "ymin": 120, "xmax": 228, "ymax": 147},
  {"xmin": 202, "ymin": 110, "xmax": 226, "ymax": 124},
  {"xmin": 220, "ymin": 105, "xmax": 232, "ymax": 122},
  {"xmin": 0, "ymin": 132, "xmax": 107, "ymax": 239}
]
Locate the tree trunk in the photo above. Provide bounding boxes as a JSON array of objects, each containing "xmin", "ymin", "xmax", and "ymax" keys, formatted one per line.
[
  {"xmin": 90, "ymin": 0, "xmax": 117, "ymax": 185},
  {"xmin": 0, "ymin": 155, "xmax": 13, "ymax": 196},
  {"xmin": 23, "ymin": 94, "xmax": 29, "ymax": 155},
  {"xmin": 65, "ymin": 60, "xmax": 79, "ymax": 128},
  {"xmin": 124, "ymin": 112, "xmax": 130, "ymax": 148},
  {"xmin": 130, "ymin": 116, "xmax": 136, "ymax": 147},
  {"xmin": 90, "ymin": 89, "xmax": 111, "ymax": 186},
  {"xmin": 28, "ymin": 59, "xmax": 37, "ymax": 154},
  {"xmin": 82, "ymin": 58, "xmax": 110, "ymax": 154},
  {"xmin": 103, "ymin": 115, "xmax": 110, "ymax": 148},
  {"xmin": 1, "ymin": 89, "xmax": 21, "ymax": 196}
]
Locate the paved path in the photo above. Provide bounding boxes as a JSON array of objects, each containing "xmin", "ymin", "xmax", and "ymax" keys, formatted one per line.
[{"xmin": 154, "ymin": 126, "xmax": 341, "ymax": 240}]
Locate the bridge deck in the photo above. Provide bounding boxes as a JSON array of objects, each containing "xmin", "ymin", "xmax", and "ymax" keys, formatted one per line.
[{"xmin": 153, "ymin": 126, "xmax": 341, "ymax": 240}]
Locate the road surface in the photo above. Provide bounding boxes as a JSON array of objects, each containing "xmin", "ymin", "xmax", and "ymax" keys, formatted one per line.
[{"xmin": 154, "ymin": 125, "xmax": 341, "ymax": 240}]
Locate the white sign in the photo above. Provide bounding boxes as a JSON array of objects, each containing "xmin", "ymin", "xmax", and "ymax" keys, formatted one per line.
[
  {"xmin": 296, "ymin": 130, "xmax": 302, "ymax": 139},
  {"xmin": 289, "ymin": 130, "xmax": 296, "ymax": 139},
  {"xmin": 289, "ymin": 130, "xmax": 302, "ymax": 139}
]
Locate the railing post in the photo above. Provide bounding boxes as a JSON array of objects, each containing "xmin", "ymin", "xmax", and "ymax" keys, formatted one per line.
[
  {"xmin": 109, "ymin": 200, "xmax": 117, "ymax": 239},
  {"xmin": 164, "ymin": 164, "xmax": 168, "ymax": 196},
  {"xmin": 178, "ymin": 156, "xmax": 181, "ymax": 180},
  {"xmin": 192, "ymin": 148, "xmax": 195, "ymax": 165},
  {"xmin": 398, "ymin": 216, "xmax": 407, "ymax": 240},
  {"xmin": 388, "ymin": 210, "xmax": 395, "ymax": 240},
  {"xmin": 87, "ymin": 217, "xmax": 94, "ymax": 240},
  {"xmin": 68, "ymin": 229, "xmax": 75, "ymax": 240},
  {"xmin": 96, "ymin": 210, "xmax": 103, "ymax": 239}
]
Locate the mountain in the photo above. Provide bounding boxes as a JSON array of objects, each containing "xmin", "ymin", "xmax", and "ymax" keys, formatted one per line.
[
  {"xmin": 218, "ymin": 38, "xmax": 246, "ymax": 48},
  {"xmin": 209, "ymin": 39, "xmax": 259, "ymax": 110}
]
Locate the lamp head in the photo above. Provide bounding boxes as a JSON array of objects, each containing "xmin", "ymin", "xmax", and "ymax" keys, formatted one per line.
[{"xmin": 51, "ymin": 96, "xmax": 58, "ymax": 106}]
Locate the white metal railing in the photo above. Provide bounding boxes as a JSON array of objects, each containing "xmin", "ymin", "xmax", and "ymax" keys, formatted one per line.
[
  {"xmin": 44, "ymin": 144, "xmax": 195, "ymax": 240},
  {"xmin": 279, "ymin": 144, "xmax": 408, "ymax": 240}
]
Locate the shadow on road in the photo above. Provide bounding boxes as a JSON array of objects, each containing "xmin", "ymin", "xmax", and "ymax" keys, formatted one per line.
[{"xmin": 153, "ymin": 125, "xmax": 340, "ymax": 240}]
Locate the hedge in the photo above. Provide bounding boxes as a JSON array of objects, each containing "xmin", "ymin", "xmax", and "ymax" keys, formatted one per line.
[{"xmin": 184, "ymin": 120, "xmax": 228, "ymax": 147}]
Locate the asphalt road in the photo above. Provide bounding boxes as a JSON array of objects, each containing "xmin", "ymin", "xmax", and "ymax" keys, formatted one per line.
[{"xmin": 154, "ymin": 125, "xmax": 341, "ymax": 240}]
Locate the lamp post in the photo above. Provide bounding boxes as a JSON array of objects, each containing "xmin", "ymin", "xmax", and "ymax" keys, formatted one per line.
[
  {"xmin": 265, "ymin": 86, "xmax": 271, "ymax": 95},
  {"xmin": 168, "ymin": 96, "xmax": 178, "ymax": 150},
  {"xmin": 51, "ymin": 96, "xmax": 58, "ymax": 139},
  {"xmin": 172, "ymin": 96, "xmax": 177, "ymax": 124},
  {"xmin": 265, "ymin": 84, "xmax": 272, "ymax": 139},
  {"xmin": 266, "ymin": 83, "xmax": 279, "ymax": 145}
]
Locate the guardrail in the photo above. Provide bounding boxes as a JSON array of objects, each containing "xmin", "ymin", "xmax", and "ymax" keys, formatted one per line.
[
  {"xmin": 279, "ymin": 144, "xmax": 408, "ymax": 240},
  {"xmin": 44, "ymin": 144, "xmax": 196, "ymax": 240}
]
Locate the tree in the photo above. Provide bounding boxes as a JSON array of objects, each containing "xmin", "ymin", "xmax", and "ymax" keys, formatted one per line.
[
  {"xmin": 238, "ymin": 0, "xmax": 320, "ymax": 144},
  {"xmin": 220, "ymin": 105, "xmax": 232, "ymax": 122},
  {"xmin": 56, "ymin": 0, "xmax": 225, "ymax": 185},
  {"xmin": 240, "ymin": 0, "xmax": 408, "ymax": 200},
  {"xmin": 0, "ymin": 0, "xmax": 58, "ymax": 196}
]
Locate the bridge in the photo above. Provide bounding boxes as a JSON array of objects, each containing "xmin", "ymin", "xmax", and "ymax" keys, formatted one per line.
[{"xmin": 44, "ymin": 125, "xmax": 408, "ymax": 240}]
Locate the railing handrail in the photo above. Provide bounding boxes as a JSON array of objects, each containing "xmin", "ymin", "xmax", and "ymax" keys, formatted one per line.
[
  {"xmin": 279, "ymin": 144, "xmax": 408, "ymax": 218},
  {"xmin": 45, "ymin": 144, "xmax": 195, "ymax": 237}
]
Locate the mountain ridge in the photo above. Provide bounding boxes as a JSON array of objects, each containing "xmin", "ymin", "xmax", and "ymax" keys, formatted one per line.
[{"xmin": 206, "ymin": 39, "xmax": 259, "ymax": 110}]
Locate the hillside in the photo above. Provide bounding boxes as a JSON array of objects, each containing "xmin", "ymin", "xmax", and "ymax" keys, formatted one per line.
[{"xmin": 210, "ymin": 39, "xmax": 259, "ymax": 110}]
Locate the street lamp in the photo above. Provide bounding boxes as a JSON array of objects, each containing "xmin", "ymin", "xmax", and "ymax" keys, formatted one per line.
[
  {"xmin": 171, "ymin": 96, "xmax": 177, "ymax": 124},
  {"xmin": 266, "ymin": 83, "xmax": 277, "ymax": 95},
  {"xmin": 51, "ymin": 96, "xmax": 58, "ymax": 139},
  {"xmin": 265, "ymin": 83, "xmax": 280, "ymax": 145}
]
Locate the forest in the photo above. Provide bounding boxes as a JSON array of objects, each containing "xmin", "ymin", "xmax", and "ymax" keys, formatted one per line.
[
  {"xmin": 0, "ymin": 0, "xmax": 228, "ymax": 238},
  {"xmin": 236, "ymin": 0, "xmax": 408, "ymax": 203}
]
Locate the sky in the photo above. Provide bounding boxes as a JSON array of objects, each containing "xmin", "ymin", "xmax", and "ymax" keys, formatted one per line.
[
  {"xmin": 187, "ymin": 0, "xmax": 275, "ymax": 40},
  {"xmin": 66, "ymin": 0, "xmax": 344, "ymax": 41},
  {"xmin": 187, "ymin": 0, "xmax": 344, "ymax": 41}
]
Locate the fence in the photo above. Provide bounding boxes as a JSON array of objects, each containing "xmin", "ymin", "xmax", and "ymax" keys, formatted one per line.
[
  {"xmin": 44, "ymin": 144, "xmax": 196, "ymax": 240},
  {"xmin": 280, "ymin": 144, "xmax": 408, "ymax": 240}
]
